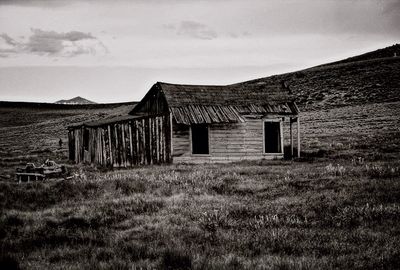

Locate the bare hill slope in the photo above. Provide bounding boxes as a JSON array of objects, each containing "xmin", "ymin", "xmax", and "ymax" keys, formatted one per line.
[
  {"xmin": 237, "ymin": 45, "xmax": 400, "ymax": 110},
  {"xmin": 319, "ymin": 43, "xmax": 400, "ymax": 67}
]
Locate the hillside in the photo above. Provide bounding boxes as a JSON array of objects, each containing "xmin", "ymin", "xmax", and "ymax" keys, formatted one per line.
[
  {"xmin": 55, "ymin": 96, "xmax": 96, "ymax": 105},
  {"xmin": 238, "ymin": 44, "xmax": 400, "ymax": 110},
  {"xmin": 319, "ymin": 43, "xmax": 400, "ymax": 67}
]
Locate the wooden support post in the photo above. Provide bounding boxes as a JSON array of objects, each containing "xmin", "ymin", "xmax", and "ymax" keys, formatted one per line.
[
  {"xmin": 297, "ymin": 117, "xmax": 301, "ymax": 158},
  {"xmin": 108, "ymin": 125, "xmax": 113, "ymax": 167},
  {"xmin": 129, "ymin": 124, "xmax": 133, "ymax": 166},
  {"xmin": 169, "ymin": 112, "xmax": 173, "ymax": 163},
  {"xmin": 290, "ymin": 118, "xmax": 294, "ymax": 159}
]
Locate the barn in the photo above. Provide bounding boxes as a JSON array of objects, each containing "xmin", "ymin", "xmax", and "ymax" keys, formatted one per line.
[{"xmin": 68, "ymin": 81, "xmax": 300, "ymax": 167}]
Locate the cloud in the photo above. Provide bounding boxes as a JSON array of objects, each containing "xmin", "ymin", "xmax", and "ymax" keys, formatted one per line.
[
  {"xmin": 165, "ymin": 20, "xmax": 218, "ymax": 40},
  {"xmin": 0, "ymin": 29, "xmax": 108, "ymax": 57},
  {"xmin": 228, "ymin": 31, "xmax": 251, "ymax": 39},
  {"xmin": 0, "ymin": 0, "xmax": 69, "ymax": 7},
  {"xmin": 164, "ymin": 21, "xmax": 251, "ymax": 40},
  {"xmin": 0, "ymin": 33, "xmax": 18, "ymax": 46},
  {"xmin": 0, "ymin": 34, "xmax": 21, "ymax": 55},
  {"xmin": 383, "ymin": 0, "xmax": 400, "ymax": 13},
  {"xmin": 382, "ymin": 0, "xmax": 400, "ymax": 29}
]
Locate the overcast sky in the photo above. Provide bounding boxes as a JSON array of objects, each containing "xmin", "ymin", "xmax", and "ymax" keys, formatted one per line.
[{"xmin": 0, "ymin": 0, "xmax": 399, "ymax": 103}]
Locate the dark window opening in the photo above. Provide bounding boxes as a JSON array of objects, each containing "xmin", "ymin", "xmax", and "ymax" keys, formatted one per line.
[
  {"xmin": 83, "ymin": 128, "xmax": 89, "ymax": 151},
  {"xmin": 264, "ymin": 122, "xmax": 281, "ymax": 153},
  {"xmin": 192, "ymin": 124, "xmax": 209, "ymax": 154}
]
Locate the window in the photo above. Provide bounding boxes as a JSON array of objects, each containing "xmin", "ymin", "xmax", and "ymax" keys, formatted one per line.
[
  {"xmin": 191, "ymin": 124, "xmax": 209, "ymax": 154},
  {"xmin": 83, "ymin": 128, "xmax": 89, "ymax": 151},
  {"xmin": 264, "ymin": 121, "xmax": 282, "ymax": 153}
]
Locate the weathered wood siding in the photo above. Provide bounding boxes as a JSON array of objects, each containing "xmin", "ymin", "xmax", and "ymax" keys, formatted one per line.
[
  {"xmin": 172, "ymin": 117, "xmax": 285, "ymax": 163},
  {"xmin": 133, "ymin": 85, "xmax": 168, "ymax": 116},
  {"xmin": 68, "ymin": 114, "xmax": 171, "ymax": 167}
]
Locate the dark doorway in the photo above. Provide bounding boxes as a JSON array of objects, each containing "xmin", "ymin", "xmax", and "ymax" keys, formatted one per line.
[
  {"xmin": 264, "ymin": 122, "xmax": 281, "ymax": 153},
  {"xmin": 191, "ymin": 124, "xmax": 209, "ymax": 154}
]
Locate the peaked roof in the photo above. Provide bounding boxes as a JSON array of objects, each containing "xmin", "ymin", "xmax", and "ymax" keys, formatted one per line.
[
  {"xmin": 131, "ymin": 81, "xmax": 299, "ymax": 125},
  {"xmin": 159, "ymin": 81, "xmax": 296, "ymax": 106}
]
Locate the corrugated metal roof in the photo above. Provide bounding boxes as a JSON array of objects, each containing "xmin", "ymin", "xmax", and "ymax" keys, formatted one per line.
[
  {"xmin": 169, "ymin": 103, "xmax": 299, "ymax": 125},
  {"xmin": 170, "ymin": 105, "xmax": 245, "ymax": 125}
]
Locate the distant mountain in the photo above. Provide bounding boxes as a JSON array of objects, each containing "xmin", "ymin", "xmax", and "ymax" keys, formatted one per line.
[
  {"xmin": 55, "ymin": 96, "xmax": 96, "ymax": 105},
  {"xmin": 236, "ymin": 44, "xmax": 400, "ymax": 110}
]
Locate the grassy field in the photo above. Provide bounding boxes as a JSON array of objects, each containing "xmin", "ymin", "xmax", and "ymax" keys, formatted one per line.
[{"xmin": 1, "ymin": 99, "xmax": 399, "ymax": 269}]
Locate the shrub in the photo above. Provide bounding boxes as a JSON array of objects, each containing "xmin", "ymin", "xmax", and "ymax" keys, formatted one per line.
[
  {"xmin": 351, "ymin": 157, "xmax": 365, "ymax": 166},
  {"xmin": 332, "ymin": 203, "xmax": 400, "ymax": 227},
  {"xmin": 325, "ymin": 163, "xmax": 346, "ymax": 176},
  {"xmin": 199, "ymin": 208, "xmax": 229, "ymax": 233},
  {"xmin": 249, "ymin": 214, "xmax": 310, "ymax": 229},
  {"xmin": 115, "ymin": 179, "xmax": 147, "ymax": 195},
  {"xmin": 364, "ymin": 164, "xmax": 400, "ymax": 179}
]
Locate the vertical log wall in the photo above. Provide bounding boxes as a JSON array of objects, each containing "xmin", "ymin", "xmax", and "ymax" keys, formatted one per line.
[{"xmin": 68, "ymin": 114, "xmax": 171, "ymax": 167}]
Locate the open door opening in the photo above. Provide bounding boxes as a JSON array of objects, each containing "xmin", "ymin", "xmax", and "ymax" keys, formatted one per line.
[
  {"xmin": 191, "ymin": 124, "xmax": 209, "ymax": 154},
  {"xmin": 264, "ymin": 121, "xmax": 282, "ymax": 153}
]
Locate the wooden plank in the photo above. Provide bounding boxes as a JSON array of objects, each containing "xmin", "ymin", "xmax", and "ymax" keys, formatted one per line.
[
  {"xmin": 156, "ymin": 116, "xmax": 160, "ymax": 163},
  {"xmin": 135, "ymin": 120, "xmax": 140, "ymax": 165},
  {"xmin": 297, "ymin": 117, "xmax": 301, "ymax": 158},
  {"xmin": 160, "ymin": 116, "xmax": 164, "ymax": 162},
  {"xmin": 100, "ymin": 128, "xmax": 104, "ymax": 166},
  {"xmin": 108, "ymin": 125, "xmax": 113, "ymax": 166},
  {"xmin": 79, "ymin": 128, "xmax": 83, "ymax": 163},
  {"xmin": 75, "ymin": 129, "xmax": 79, "ymax": 163},
  {"xmin": 145, "ymin": 118, "xmax": 151, "ymax": 164},
  {"xmin": 114, "ymin": 124, "xmax": 119, "ymax": 167},
  {"xmin": 150, "ymin": 117, "xmax": 155, "ymax": 164},
  {"xmin": 94, "ymin": 129, "xmax": 98, "ymax": 164},
  {"xmin": 134, "ymin": 120, "xmax": 139, "ymax": 165},
  {"xmin": 129, "ymin": 122, "xmax": 133, "ymax": 166},
  {"xmin": 290, "ymin": 118, "xmax": 293, "ymax": 158},
  {"xmin": 158, "ymin": 116, "xmax": 162, "ymax": 163},
  {"xmin": 126, "ymin": 123, "xmax": 130, "ymax": 167},
  {"xmin": 99, "ymin": 128, "xmax": 102, "ymax": 164},
  {"xmin": 141, "ymin": 118, "xmax": 146, "ymax": 165},
  {"xmin": 90, "ymin": 129, "xmax": 95, "ymax": 163},
  {"xmin": 152, "ymin": 117, "xmax": 156, "ymax": 164},
  {"xmin": 121, "ymin": 123, "xmax": 126, "ymax": 167},
  {"xmin": 73, "ymin": 130, "xmax": 77, "ymax": 163},
  {"xmin": 104, "ymin": 127, "xmax": 108, "ymax": 166},
  {"xmin": 170, "ymin": 114, "xmax": 173, "ymax": 162}
]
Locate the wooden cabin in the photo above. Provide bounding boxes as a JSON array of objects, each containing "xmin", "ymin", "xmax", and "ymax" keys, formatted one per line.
[{"xmin": 68, "ymin": 81, "xmax": 300, "ymax": 167}]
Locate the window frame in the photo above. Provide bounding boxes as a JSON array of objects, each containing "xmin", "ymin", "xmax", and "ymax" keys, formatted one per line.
[
  {"xmin": 263, "ymin": 119, "xmax": 284, "ymax": 155},
  {"xmin": 190, "ymin": 124, "xmax": 211, "ymax": 156}
]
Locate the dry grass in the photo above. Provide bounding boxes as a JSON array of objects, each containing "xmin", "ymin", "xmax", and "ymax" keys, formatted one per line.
[{"xmin": 1, "ymin": 159, "xmax": 400, "ymax": 269}]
